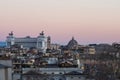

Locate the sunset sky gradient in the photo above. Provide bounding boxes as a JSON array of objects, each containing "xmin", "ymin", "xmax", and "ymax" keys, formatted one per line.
[{"xmin": 0, "ymin": 0, "xmax": 120, "ymax": 44}]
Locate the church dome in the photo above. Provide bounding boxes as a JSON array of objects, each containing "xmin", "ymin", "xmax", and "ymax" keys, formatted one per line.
[{"xmin": 67, "ymin": 37, "xmax": 78, "ymax": 49}]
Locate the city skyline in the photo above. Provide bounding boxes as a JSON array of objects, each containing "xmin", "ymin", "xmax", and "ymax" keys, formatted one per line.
[{"xmin": 0, "ymin": 0, "xmax": 120, "ymax": 44}]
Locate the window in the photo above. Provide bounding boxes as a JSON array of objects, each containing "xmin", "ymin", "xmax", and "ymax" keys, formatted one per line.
[
  {"xmin": 59, "ymin": 72, "xmax": 62, "ymax": 74},
  {"xmin": 71, "ymin": 77, "xmax": 73, "ymax": 79},
  {"xmin": 50, "ymin": 78, "xmax": 55, "ymax": 80},
  {"xmin": 52, "ymin": 72, "xmax": 54, "ymax": 74},
  {"xmin": 44, "ymin": 73, "xmax": 47, "ymax": 74}
]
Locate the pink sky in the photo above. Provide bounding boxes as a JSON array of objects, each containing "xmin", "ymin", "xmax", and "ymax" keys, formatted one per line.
[{"xmin": 0, "ymin": 0, "xmax": 120, "ymax": 44}]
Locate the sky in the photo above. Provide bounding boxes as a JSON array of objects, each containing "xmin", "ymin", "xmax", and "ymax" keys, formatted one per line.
[{"xmin": 0, "ymin": 0, "xmax": 120, "ymax": 44}]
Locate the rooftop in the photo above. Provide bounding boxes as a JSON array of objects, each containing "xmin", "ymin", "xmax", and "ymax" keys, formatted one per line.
[{"xmin": 0, "ymin": 64, "xmax": 11, "ymax": 68}]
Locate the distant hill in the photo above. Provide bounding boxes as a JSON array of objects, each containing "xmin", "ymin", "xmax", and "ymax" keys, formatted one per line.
[{"xmin": 0, "ymin": 42, "xmax": 6, "ymax": 47}]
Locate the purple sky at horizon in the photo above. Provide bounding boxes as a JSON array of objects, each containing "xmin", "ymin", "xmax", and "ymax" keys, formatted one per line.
[{"xmin": 0, "ymin": 0, "xmax": 120, "ymax": 44}]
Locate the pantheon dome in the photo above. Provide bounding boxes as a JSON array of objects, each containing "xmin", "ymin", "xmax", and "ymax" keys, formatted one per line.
[{"xmin": 67, "ymin": 37, "xmax": 78, "ymax": 49}]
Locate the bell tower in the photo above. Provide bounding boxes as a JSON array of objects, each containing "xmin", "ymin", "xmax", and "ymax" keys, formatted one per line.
[{"xmin": 47, "ymin": 36, "xmax": 51, "ymax": 49}]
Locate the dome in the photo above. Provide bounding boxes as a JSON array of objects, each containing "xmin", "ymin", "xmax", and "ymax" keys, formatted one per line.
[{"xmin": 67, "ymin": 37, "xmax": 78, "ymax": 49}]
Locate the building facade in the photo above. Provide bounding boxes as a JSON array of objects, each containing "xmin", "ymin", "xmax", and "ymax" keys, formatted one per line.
[
  {"xmin": 6, "ymin": 31, "xmax": 49, "ymax": 53},
  {"xmin": 20, "ymin": 68, "xmax": 84, "ymax": 80},
  {"xmin": 0, "ymin": 60, "xmax": 12, "ymax": 80}
]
